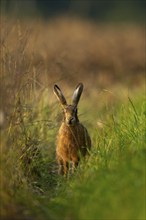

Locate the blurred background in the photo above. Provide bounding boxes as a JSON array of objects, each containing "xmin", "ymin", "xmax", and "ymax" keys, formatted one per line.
[
  {"xmin": 0, "ymin": 0, "xmax": 145, "ymax": 130},
  {"xmin": 0, "ymin": 0, "xmax": 145, "ymax": 128}
]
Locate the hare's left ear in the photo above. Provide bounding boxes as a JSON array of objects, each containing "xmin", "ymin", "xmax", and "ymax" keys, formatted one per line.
[
  {"xmin": 72, "ymin": 83, "xmax": 83, "ymax": 107},
  {"xmin": 53, "ymin": 84, "xmax": 67, "ymax": 107}
]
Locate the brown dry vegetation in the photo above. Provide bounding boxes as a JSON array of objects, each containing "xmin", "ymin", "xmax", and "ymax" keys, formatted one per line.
[{"xmin": 1, "ymin": 16, "xmax": 145, "ymax": 122}]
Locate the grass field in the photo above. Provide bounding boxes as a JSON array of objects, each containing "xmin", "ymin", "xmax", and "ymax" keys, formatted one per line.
[{"xmin": 0, "ymin": 16, "xmax": 145, "ymax": 220}]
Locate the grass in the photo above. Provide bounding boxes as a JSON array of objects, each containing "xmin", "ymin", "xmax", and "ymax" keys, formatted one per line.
[
  {"xmin": 50, "ymin": 91, "xmax": 145, "ymax": 220},
  {"xmin": 0, "ymin": 16, "xmax": 145, "ymax": 220},
  {"xmin": 1, "ymin": 87, "xmax": 145, "ymax": 220}
]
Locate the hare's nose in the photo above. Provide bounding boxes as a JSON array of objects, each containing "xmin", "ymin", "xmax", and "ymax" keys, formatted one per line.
[{"xmin": 67, "ymin": 118, "xmax": 74, "ymax": 125}]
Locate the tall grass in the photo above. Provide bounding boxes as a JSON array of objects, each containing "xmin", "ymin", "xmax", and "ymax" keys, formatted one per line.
[
  {"xmin": 1, "ymin": 88, "xmax": 145, "ymax": 220},
  {"xmin": 0, "ymin": 16, "xmax": 145, "ymax": 220}
]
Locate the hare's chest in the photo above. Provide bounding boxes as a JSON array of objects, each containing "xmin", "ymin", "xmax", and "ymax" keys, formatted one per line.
[
  {"xmin": 57, "ymin": 126, "xmax": 79, "ymax": 147},
  {"xmin": 57, "ymin": 125, "xmax": 81, "ymax": 151}
]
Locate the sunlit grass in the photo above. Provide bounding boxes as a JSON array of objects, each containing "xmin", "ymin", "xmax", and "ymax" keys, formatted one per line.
[
  {"xmin": 46, "ymin": 94, "xmax": 145, "ymax": 220},
  {"xmin": 1, "ymin": 86, "xmax": 145, "ymax": 220}
]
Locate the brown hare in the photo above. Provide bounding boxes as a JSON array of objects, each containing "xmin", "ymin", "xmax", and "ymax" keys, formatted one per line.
[{"xmin": 53, "ymin": 83, "xmax": 91, "ymax": 175}]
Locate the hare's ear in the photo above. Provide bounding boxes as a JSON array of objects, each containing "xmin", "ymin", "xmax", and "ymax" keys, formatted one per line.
[
  {"xmin": 72, "ymin": 83, "xmax": 83, "ymax": 107},
  {"xmin": 53, "ymin": 84, "xmax": 67, "ymax": 107}
]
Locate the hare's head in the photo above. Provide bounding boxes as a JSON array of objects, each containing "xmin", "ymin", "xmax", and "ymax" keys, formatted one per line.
[{"xmin": 53, "ymin": 83, "xmax": 83, "ymax": 126}]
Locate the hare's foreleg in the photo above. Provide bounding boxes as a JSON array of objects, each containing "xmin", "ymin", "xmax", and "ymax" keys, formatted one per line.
[
  {"xmin": 57, "ymin": 159, "xmax": 64, "ymax": 175},
  {"xmin": 57, "ymin": 159, "xmax": 69, "ymax": 176},
  {"xmin": 63, "ymin": 161, "xmax": 69, "ymax": 176},
  {"xmin": 72, "ymin": 161, "xmax": 79, "ymax": 174}
]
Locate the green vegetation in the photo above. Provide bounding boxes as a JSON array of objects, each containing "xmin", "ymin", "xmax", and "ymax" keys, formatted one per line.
[
  {"xmin": 0, "ymin": 17, "xmax": 145, "ymax": 220},
  {"xmin": 1, "ymin": 87, "xmax": 145, "ymax": 220}
]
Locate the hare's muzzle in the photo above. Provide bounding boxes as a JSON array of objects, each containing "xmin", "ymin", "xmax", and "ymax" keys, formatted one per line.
[{"xmin": 66, "ymin": 117, "xmax": 75, "ymax": 125}]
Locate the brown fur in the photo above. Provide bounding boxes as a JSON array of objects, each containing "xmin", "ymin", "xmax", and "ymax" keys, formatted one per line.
[
  {"xmin": 53, "ymin": 83, "xmax": 91, "ymax": 175},
  {"xmin": 56, "ymin": 122, "xmax": 91, "ymax": 175}
]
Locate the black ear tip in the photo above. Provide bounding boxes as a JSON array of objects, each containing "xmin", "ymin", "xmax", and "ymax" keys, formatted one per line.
[
  {"xmin": 78, "ymin": 82, "xmax": 84, "ymax": 90},
  {"xmin": 54, "ymin": 84, "xmax": 60, "ymax": 90},
  {"xmin": 79, "ymin": 82, "xmax": 83, "ymax": 86}
]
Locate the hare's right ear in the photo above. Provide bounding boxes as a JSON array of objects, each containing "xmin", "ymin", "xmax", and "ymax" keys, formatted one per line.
[
  {"xmin": 72, "ymin": 83, "xmax": 83, "ymax": 107},
  {"xmin": 53, "ymin": 84, "xmax": 67, "ymax": 107}
]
